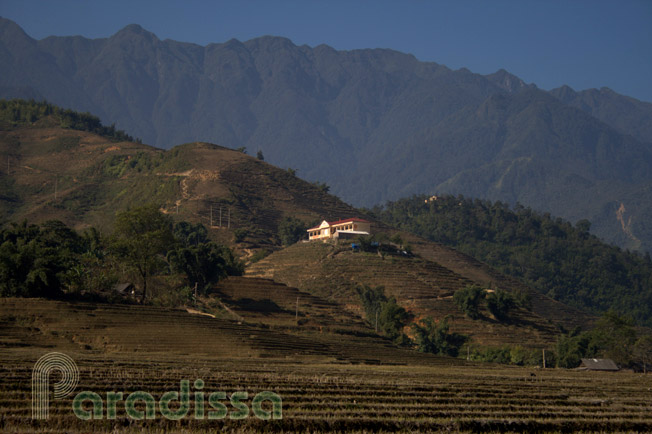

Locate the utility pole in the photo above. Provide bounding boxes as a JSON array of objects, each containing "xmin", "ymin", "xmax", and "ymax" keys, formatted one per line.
[
  {"xmin": 375, "ymin": 309, "xmax": 379, "ymax": 333},
  {"xmin": 295, "ymin": 296, "xmax": 299, "ymax": 322}
]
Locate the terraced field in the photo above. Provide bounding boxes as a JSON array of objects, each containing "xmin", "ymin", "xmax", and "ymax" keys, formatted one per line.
[
  {"xmin": 2, "ymin": 352, "xmax": 652, "ymax": 433},
  {"xmin": 0, "ymin": 298, "xmax": 442, "ymax": 365},
  {"xmin": 398, "ymin": 231, "xmax": 595, "ymax": 333},
  {"xmin": 246, "ymin": 243, "xmax": 570, "ymax": 348},
  {"xmin": 246, "ymin": 242, "xmax": 473, "ymax": 303},
  {"xmin": 211, "ymin": 276, "xmax": 370, "ymax": 332},
  {"xmin": 2, "ymin": 298, "xmax": 652, "ymax": 433}
]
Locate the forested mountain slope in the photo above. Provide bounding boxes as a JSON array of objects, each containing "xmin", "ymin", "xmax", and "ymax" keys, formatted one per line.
[{"xmin": 375, "ymin": 195, "xmax": 652, "ymax": 327}]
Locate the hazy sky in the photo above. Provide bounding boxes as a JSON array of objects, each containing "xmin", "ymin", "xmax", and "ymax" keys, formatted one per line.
[{"xmin": 2, "ymin": 0, "xmax": 651, "ymax": 102}]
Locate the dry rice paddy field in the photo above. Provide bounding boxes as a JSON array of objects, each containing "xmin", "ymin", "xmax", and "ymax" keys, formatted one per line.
[
  {"xmin": 1, "ymin": 299, "xmax": 652, "ymax": 433},
  {"xmin": 2, "ymin": 350, "xmax": 652, "ymax": 433}
]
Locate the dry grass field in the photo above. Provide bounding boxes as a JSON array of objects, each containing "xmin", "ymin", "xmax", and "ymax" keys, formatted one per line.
[
  {"xmin": 2, "ymin": 298, "xmax": 652, "ymax": 433},
  {"xmin": 2, "ymin": 351, "xmax": 652, "ymax": 433}
]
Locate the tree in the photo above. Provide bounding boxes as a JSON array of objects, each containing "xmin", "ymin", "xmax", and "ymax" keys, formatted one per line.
[
  {"xmin": 556, "ymin": 328, "xmax": 594, "ymax": 368},
  {"xmin": 111, "ymin": 205, "xmax": 174, "ymax": 302},
  {"xmin": 256, "ymin": 150, "xmax": 264, "ymax": 161},
  {"xmin": 356, "ymin": 285, "xmax": 410, "ymax": 342},
  {"xmin": 555, "ymin": 312, "xmax": 639, "ymax": 368},
  {"xmin": 0, "ymin": 220, "xmax": 82, "ymax": 298},
  {"xmin": 173, "ymin": 221, "xmax": 208, "ymax": 247},
  {"xmin": 486, "ymin": 290, "xmax": 516, "ymax": 321},
  {"xmin": 633, "ymin": 335, "xmax": 652, "ymax": 373},
  {"xmin": 70, "ymin": 227, "xmax": 119, "ymax": 295},
  {"xmin": 167, "ymin": 242, "xmax": 227, "ymax": 293},
  {"xmin": 589, "ymin": 311, "xmax": 637, "ymax": 367},
  {"xmin": 378, "ymin": 297, "xmax": 411, "ymax": 341},
  {"xmin": 311, "ymin": 181, "xmax": 330, "ymax": 193},
  {"xmin": 278, "ymin": 217, "xmax": 307, "ymax": 246},
  {"xmin": 217, "ymin": 244, "xmax": 245, "ymax": 276},
  {"xmin": 412, "ymin": 316, "xmax": 468, "ymax": 357},
  {"xmin": 575, "ymin": 219, "xmax": 591, "ymax": 234},
  {"xmin": 357, "ymin": 285, "xmax": 386, "ymax": 328},
  {"xmin": 453, "ymin": 285, "xmax": 485, "ymax": 319},
  {"xmin": 513, "ymin": 288, "xmax": 532, "ymax": 311},
  {"xmin": 168, "ymin": 221, "xmax": 244, "ymax": 293}
]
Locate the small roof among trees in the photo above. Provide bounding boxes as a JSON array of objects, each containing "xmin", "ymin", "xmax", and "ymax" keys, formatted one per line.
[
  {"xmin": 113, "ymin": 283, "xmax": 135, "ymax": 294},
  {"xmin": 580, "ymin": 358, "xmax": 619, "ymax": 371}
]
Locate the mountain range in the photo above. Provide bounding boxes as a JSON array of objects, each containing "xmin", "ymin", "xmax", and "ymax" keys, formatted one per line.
[{"xmin": 1, "ymin": 17, "xmax": 651, "ymax": 252}]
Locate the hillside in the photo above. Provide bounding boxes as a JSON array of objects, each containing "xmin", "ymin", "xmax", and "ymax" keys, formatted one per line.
[
  {"xmin": 0, "ymin": 102, "xmax": 604, "ymax": 352},
  {"xmin": 0, "ymin": 297, "xmax": 441, "ymax": 365},
  {"xmin": 0, "ymin": 103, "xmax": 360, "ymax": 249},
  {"xmin": 375, "ymin": 195, "xmax": 652, "ymax": 327},
  {"xmin": 246, "ymin": 242, "xmax": 592, "ymax": 349},
  {"xmin": 2, "ymin": 18, "xmax": 652, "ymax": 252}
]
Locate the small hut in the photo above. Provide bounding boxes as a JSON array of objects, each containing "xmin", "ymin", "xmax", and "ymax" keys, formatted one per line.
[
  {"xmin": 113, "ymin": 283, "xmax": 137, "ymax": 297},
  {"xmin": 579, "ymin": 358, "xmax": 619, "ymax": 371}
]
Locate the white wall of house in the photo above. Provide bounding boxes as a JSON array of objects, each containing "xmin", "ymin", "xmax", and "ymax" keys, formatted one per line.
[{"xmin": 307, "ymin": 219, "xmax": 371, "ymax": 241}]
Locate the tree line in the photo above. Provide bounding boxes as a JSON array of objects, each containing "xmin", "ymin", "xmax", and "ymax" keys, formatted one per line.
[
  {"xmin": 357, "ymin": 284, "xmax": 652, "ymax": 369},
  {"xmin": 0, "ymin": 99, "xmax": 141, "ymax": 143},
  {"xmin": 0, "ymin": 205, "xmax": 242, "ymax": 304}
]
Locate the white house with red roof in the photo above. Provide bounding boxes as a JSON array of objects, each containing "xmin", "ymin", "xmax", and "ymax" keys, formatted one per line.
[{"xmin": 307, "ymin": 218, "xmax": 371, "ymax": 241}]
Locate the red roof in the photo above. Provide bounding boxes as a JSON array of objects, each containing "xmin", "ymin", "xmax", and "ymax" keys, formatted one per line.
[{"xmin": 328, "ymin": 217, "xmax": 370, "ymax": 226}]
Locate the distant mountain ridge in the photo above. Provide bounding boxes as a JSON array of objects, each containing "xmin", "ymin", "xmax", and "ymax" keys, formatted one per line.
[
  {"xmin": 550, "ymin": 85, "xmax": 652, "ymax": 145},
  {"xmin": 1, "ymin": 17, "xmax": 651, "ymax": 252}
]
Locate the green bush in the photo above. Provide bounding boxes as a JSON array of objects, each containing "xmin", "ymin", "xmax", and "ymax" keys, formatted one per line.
[
  {"xmin": 486, "ymin": 289, "xmax": 516, "ymax": 321},
  {"xmin": 412, "ymin": 316, "xmax": 468, "ymax": 357},
  {"xmin": 0, "ymin": 220, "xmax": 85, "ymax": 298},
  {"xmin": 278, "ymin": 217, "xmax": 307, "ymax": 246},
  {"xmin": 469, "ymin": 345, "xmax": 547, "ymax": 366},
  {"xmin": 555, "ymin": 311, "xmax": 640, "ymax": 368},
  {"xmin": 233, "ymin": 228, "xmax": 249, "ymax": 243},
  {"xmin": 249, "ymin": 249, "xmax": 271, "ymax": 263},
  {"xmin": 356, "ymin": 285, "xmax": 410, "ymax": 342},
  {"xmin": 453, "ymin": 285, "xmax": 485, "ymax": 319}
]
